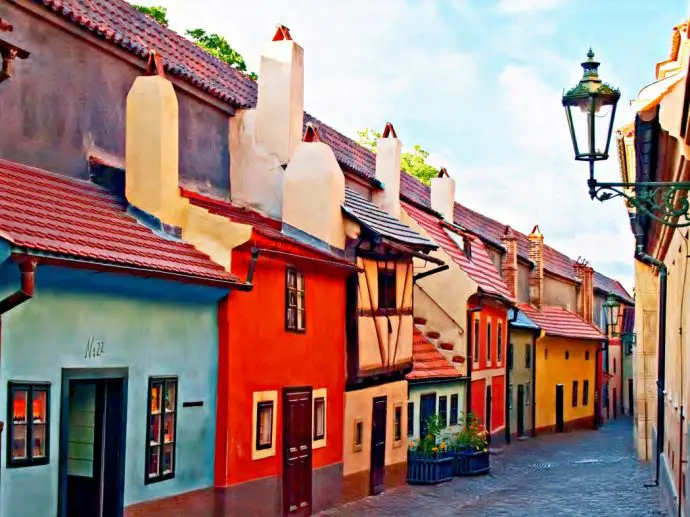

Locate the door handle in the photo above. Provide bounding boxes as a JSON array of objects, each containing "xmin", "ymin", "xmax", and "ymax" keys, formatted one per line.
[
  {"xmin": 289, "ymin": 447, "xmax": 297, "ymax": 452},
  {"xmin": 300, "ymin": 502, "xmax": 308, "ymax": 508},
  {"xmin": 299, "ymin": 445, "xmax": 308, "ymax": 451}
]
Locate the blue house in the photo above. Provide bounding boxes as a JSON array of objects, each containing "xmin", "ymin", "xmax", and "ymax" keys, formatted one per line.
[{"xmin": 0, "ymin": 159, "xmax": 250, "ymax": 516}]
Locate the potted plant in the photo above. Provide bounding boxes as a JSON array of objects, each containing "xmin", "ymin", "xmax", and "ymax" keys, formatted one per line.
[
  {"xmin": 406, "ymin": 415, "xmax": 454, "ymax": 485},
  {"xmin": 449, "ymin": 413, "xmax": 490, "ymax": 476}
]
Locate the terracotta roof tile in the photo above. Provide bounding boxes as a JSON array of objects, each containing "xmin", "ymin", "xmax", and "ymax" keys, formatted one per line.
[
  {"xmin": 406, "ymin": 328, "xmax": 463, "ymax": 381},
  {"xmin": 0, "ymin": 158, "xmax": 240, "ymax": 284},
  {"xmin": 403, "ymin": 202, "xmax": 513, "ymax": 301},
  {"xmin": 518, "ymin": 304, "xmax": 605, "ymax": 341}
]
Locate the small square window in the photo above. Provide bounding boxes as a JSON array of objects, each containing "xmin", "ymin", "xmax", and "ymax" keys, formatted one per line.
[
  {"xmin": 450, "ymin": 394, "xmax": 459, "ymax": 425},
  {"xmin": 7, "ymin": 382, "xmax": 51, "ymax": 468},
  {"xmin": 394, "ymin": 405, "xmax": 402, "ymax": 442},
  {"xmin": 353, "ymin": 419, "xmax": 363, "ymax": 452},
  {"xmin": 377, "ymin": 268, "xmax": 397, "ymax": 310},
  {"xmin": 565, "ymin": 350, "xmax": 570, "ymax": 360},
  {"xmin": 286, "ymin": 267, "xmax": 306, "ymax": 332},
  {"xmin": 146, "ymin": 377, "xmax": 177, "ymax": 483},
  {"xmin": 583, "ymin": 380, "xmax": 590, "ymax": 405},
  {"xmin": 473, "ymin": 318, "xmax": 480, "ymax": 363},
  {"xmin": 525, "ymin": 344, "xmax": 532, "ymax": 369},
  {"xmin": 439, "ymin": 396, "xmax": 448, "ymax": 428},
  {"xmin": 572, "ymin": 380, "xmax": 579, "ymax": 408},
  {"xmin": 486, "ymin": 322, "xmax": 492, "ymax": 363},
  {"xmin": 407, "ymin": 402, "xmax": 414, "ymax": 437},
  {"xmin": 256, "ymin": 401, "xmax": 274, "ymax": 450},
  {"xmin": 313, "ymin": 397, "xmax": 325, "ymax": 441},
  {"xmin": 585, "ymin": 351, "xmax": 590, "ymax": 361},
  {"xmin": 497, "ymin": 323, "xmax": 503, "ymax": 363}
]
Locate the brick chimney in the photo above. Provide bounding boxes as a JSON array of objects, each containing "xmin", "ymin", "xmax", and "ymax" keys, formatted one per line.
[
  {"xmin": 282, "ymin": 124, "xmax": 345, "ymax": 249},
  {"xmin": 574, "ymin": 258, "xmax": 594, "ymax": 323},
  {"xmin": 501, "ymin": 226, "xmax": 518, "ymax": 300},
  {"xmin": 256, "ymin": 25, "xmax": 304, "ymax": 165},
  {"xmin": 430, "ymin": 168, "xmax": 455, "ymax": 222},
  {"xmin": 528, "ymin": 225, "xmax": 544, "ymax": 309},
  {"xmin": 126, "ymin": 52, "xmax": 185, "ymax": 225},
  {"xmin": 372, "ymin": 123, "xmax": 402, "ymax": 218}
]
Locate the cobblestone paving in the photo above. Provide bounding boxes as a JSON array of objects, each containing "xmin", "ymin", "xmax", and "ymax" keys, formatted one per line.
[{"xmin": 320, "ymin": 418, "xmax": 668, "ymax": 517}]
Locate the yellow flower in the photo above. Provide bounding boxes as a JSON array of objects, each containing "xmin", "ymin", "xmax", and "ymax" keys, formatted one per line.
[{"xmin": 440, "ymin": 442, "xmax": 446, "ymax": 449}]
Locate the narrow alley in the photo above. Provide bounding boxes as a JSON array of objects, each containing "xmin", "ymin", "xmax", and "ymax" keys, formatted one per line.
[{"xmin": 319, "ymin": 418, "xmax": 667, "ymax": 517}]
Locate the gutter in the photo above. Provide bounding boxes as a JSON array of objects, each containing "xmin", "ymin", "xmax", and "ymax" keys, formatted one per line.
[
  {"xmin": 0, "ymin": 258, "xmax": 37, "ymax": 314},
  {"xmin": 636, "ymin": 246, "xmax": 667, "ymax": 487}
]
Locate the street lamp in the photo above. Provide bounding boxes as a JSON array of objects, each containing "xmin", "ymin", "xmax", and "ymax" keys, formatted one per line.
[
  {"xmin": 603, "ymin": 293, "xmax": 620, "ymax": 336},
  {"xmin": 563, "ymin": 49, "xmax": 690, "ymax": 227}
]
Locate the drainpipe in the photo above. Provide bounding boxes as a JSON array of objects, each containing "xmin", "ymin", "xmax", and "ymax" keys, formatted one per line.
[
  {"xmin": 465, "ymin": 295, "xmax": 484, "ymax": 420},
  {"xmin": 636, "ymin": 247, "xmax": 667, "ymax": 487},
  {"xmin": 531, "ymin": 330, "xmax": 540, "ymax": 438},
  {"xmin": 505, "ymin": 307, "xmax": 518, "ymax": 445},
  {"xmin": 595, "ymin": 340, "xmax": 604, "ymax": 430}
]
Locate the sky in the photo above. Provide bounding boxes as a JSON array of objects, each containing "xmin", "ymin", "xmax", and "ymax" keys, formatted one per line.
[{"xmin": 133, "ymin": 0, "xmax": 689, "ymax": 292}]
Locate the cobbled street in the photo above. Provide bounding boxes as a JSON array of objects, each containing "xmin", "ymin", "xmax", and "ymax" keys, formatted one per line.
[{"xmin": 319, "ymin": 418, "xmax": 668, "ymax": 517}]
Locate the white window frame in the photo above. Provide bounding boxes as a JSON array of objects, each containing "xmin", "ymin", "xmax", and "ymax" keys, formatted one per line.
[
  {"xmin": 252, "ymin": 391, "xmax": 278, "ymax": 460},
  {"xmin": 312, "ymin": 388, "xmax": 327, "ymax": 450}
]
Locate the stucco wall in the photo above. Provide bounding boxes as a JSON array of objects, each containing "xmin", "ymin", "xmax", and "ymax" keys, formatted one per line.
[
  {"xmin": 543, "ymin": 275, "xmax": 578, "ymax": 312},
  {"xmin": 0, "ymin": 265, "xmax": 220, "ymax": 517},
  {"xmin": 0, "ymin": 3, "xmax": 231, "ymax": 197},
  {"xmin": 343, "ymin": 381, "xmax": 407, "ymax": 477},
  {"xmin": 508, "ymin": 328, "xmax": 534, "ymax": 435},
  {"xmin": 517, "ymin": 263, "xmax": 531, "ymax": 304},
  {"xmin": 535, "ymin": 336, "xmax": 598, "ymax": 430},
  {"xmin": 408, "ymin": 381, "xmax": 466, "ymax": 440}
]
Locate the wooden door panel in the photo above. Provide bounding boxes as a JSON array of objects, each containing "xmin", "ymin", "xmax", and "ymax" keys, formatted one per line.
[
  {"xmin": 370, "ymin": 396, "xmax": 387, "ymax": 495},
  {"xmin": 283, "ymin": 389, "xmax": 312, "ymax": 517}
]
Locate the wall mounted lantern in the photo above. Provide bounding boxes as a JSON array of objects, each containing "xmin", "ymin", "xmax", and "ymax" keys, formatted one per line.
[
  {"xmin": 0, "ymin": 18, "xmax": 30, "ymax": 85},
  {"xmin": 563, "ymin": 49, "xmax": 690, "ymax": 227},
  {"xmin": 603, "ymin": 293, "xmax": 636, "ymax": 354}
]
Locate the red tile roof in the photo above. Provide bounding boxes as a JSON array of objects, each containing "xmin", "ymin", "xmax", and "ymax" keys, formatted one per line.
[
  {"xmin": 0, "ymin": 158, "xmax": 241, "ymax": 285},
  {"xmin": 406, "ymin": 328, "xmax": 463, "ymax": 381},
  {"xmin": 404, "ymin": 202, "xmax": 513, "ymax": 302},
  {"xmin": 38, "ymin": 0, "xmax": 257, "ymax": 108},
  {"xmin": 518, "ymin": 304, "xmax": 606, "ymax": 341},
  {"xmin": 41, "ymin": 0, "xmax": 631, "ymax": 303}
]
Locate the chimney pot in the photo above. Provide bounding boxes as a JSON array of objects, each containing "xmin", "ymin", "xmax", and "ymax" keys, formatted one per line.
[
  {"xmin": 501, "ymin": 225, "xmax": 518, "ymax": 299},
  {"xmin": 372, "ymin": 122, "xmax": 402, "ymax": 218},
  {"xmin": 430, "ymin": 167, "xmax": 456, "ymax": 222}
]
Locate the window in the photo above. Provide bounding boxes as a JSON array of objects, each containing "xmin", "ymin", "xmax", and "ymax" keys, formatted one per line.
[
  {"xmin": 497, "ymin": 323, "xmax": 503, "ymax": 363},
  {"xmin": 146, "ymin": 377, "xmax": 177, "ymax": 483},
  {"xmin": 526, "ymin": 383, "xmax": 531, "ymax": 406},
  {"xmin": 614, "ymin": 358, "xmax": 617, "ymax": 374},
  {"xmin": 313, "ymin": 397, "xmax": 325, "ymax": 441},
  {"xmin": 508, "ymin": 385, "xmax": 513, "ymax": 410},
  {"xmin": 256, "ymin": 401, "xmax": 274, "ymax": 450},
  {"xmin": 439, "ymin": 396, "xmax": 448, "ymax": 427},
  {"xmin": 486, "ymin": 322, "xmax": 492, "ymax": 363},
  {"xmin": 450, "ymin": 394, "xmax": 459, "ymax": 425},
  {"xmin": 583, "ymin": 380, "xmax": 590, "ymax": 405},
  {"xmin": 377, "ymin": 268, "xmax": 397, "ymax": 310},
  {"xmin": 565, "ymin": 350, "xmax": 570, "ymax": 360},
  {"xmin": 353, "ymin": 419, "xmax": 363, "ymax": 452},
  {"xmin": 572, "ymin": 380, "xmax": 579, "ymax": 408},
  {"xmin": 585, "ymin": 351, "xmax": 590, "ymax": 361},
  {"xmin": 7, "ymin": 382, "xmax": 50, "ymax": 468},
  {"xmin": 508, "ymin": 344, "xmax": 514, "ymax": 370},
  {"xmin": 394, "ymin": 405, "xmax": 402, "ymax": 442},
  {"xmin": 525, "ymin": 343, "xmax": 532, "ymax": 369},
  {"xmin": 473, "ymin": 318, "xmax": 480, "ymax": 363},
  {"xmin": 286, "ymin": 267, "xmax": 305, "ymax": 332},
  {"xmin": 407, "ymin": 402, "xmax": 414, "ymax": 437}
]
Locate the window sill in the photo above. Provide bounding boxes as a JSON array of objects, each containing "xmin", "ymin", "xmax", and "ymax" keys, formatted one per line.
[
  {"xmin": 393, "ymin": 439, "xmax": 403, "ymax": 449},
  {"xmin": 313, "ymin": 438, "xmax": 326, "ymax": 450}
]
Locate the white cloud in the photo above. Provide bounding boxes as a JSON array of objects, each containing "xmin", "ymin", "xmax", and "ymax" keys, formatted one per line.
[{"xmin": 496, "ymin": 0, "xmax": 569, "ymax": 14}]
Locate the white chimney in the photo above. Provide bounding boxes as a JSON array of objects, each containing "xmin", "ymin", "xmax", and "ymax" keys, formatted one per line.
[
  {"xmin": 256, "ymin": 25, "xmax": 304, "ymax": 165},
  {"xmin": 430, "ymin": 168, "xmax": 456, "ymax": 222},
  {"xmin": 125, "ymin": 52, "xmax": 183, "ymax": 225},
  {"xmin": 282, "ymin": 124, "xmax": 345, "ymax": 249},
  {"xmin": 372, "ymin": 123, "xmax": 402, "ymax": 218}
]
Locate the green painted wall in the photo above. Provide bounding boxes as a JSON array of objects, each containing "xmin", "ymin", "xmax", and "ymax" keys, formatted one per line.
[
  {"xmin": 0, "ymin": 264, "xmax": 221, "ymax": 517},
  {"xmin": 508, "ymin": 329, "xmax": 534, "ymax": 437},
  {"xmin": 408, "ymin": 381, "xmax": 466, "ymax": 441}
]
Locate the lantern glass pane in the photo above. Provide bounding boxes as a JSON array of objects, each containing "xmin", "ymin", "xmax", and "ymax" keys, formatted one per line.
[
  {"xmin": 566, "ymin": 103, "xmax": 593, "ymax": 158},
  {"xmin": 593, "ymin": 101, "xmax": 615, "ymax": 156}
]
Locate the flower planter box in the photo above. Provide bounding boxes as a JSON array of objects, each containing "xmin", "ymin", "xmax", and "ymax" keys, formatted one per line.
[
  {"xmin": 406, "ymin": 451, "xmax": 454, "ymax": 485},
  {"xmin": 450, "ymin": 449, "xmax": 490, "ymax": 476}
]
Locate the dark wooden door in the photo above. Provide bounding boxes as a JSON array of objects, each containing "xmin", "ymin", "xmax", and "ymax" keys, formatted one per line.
[
  {"xmin": 613, "ymin": 388, "xmax": 618, "ymax": 419},
  {"xmin": 517, "ymin": 385, "xmax": 525, "ymax": 437},
  {"xmin": 283, "ymin": 388, "xmax": 312, "ymax": 517},
  {"xmin": 370, "ymin": 396, "xmax": 387, "ymax": 495},
  {"xmin": 64, "ymin": 378, "xmax": 125, "ymax": 517},
  {"xmin": 555, "ymin": 384, "xmax": 564, "ymax": 433},
  {"xmin": 628, "ymin": 379, "xmax": 634, "ymax": 417},
  {"xmin": 419, "ymin": 393, "xmax": 436, "ymax": 438}
]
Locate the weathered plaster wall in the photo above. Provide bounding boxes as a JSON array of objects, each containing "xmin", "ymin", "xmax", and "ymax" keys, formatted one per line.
[
  {"xmin": 535, "ymin": 336, "xmax": 598, "ymax": 431},
  {"xmin": 543, "ymin": 275, "xmax": 578, "ymax": 312},
  {"xmin": 517, "ymin": 263, "xmax": 531, "ymax": 304},
  {"xmin": 342, "ymin": 381, "xmax": 408, "ymax": 477},
  {"xmin": 0, "ymin": 265, "xmax": 221, "ymax": 517},
  {"xmin": 408, "ymin": 381, "xmax": 466, "ymax": 440},
  {"xmin": 508, "ymin": 328, "xmax": 534, "ymax": 435},
  {"xmin": 0, "ymin": 3, "xmax": 231, "ymax": 196}
]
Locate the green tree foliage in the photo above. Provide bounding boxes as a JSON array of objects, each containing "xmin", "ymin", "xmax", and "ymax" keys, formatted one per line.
[
  {"xmin": 357, "ymin": 128, "xmax": 438, "ymax": 186},
  {"xmin": 185, "ymin": 29, "xmax": 258, "ymax": 80},
  {"xmin": 132, "ymin": 5, "xmax": 169, "ymax": 26}
]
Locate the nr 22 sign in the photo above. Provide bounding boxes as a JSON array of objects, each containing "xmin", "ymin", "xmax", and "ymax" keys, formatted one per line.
[{"xmin": 84, "ymin": 336, "xmax": 105, "ymax": 359}]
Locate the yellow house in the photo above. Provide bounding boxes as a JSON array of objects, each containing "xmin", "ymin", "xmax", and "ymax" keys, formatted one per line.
[{"xmin": 519, "ymin": 304, "xmax": 605, "ymax": 433}]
